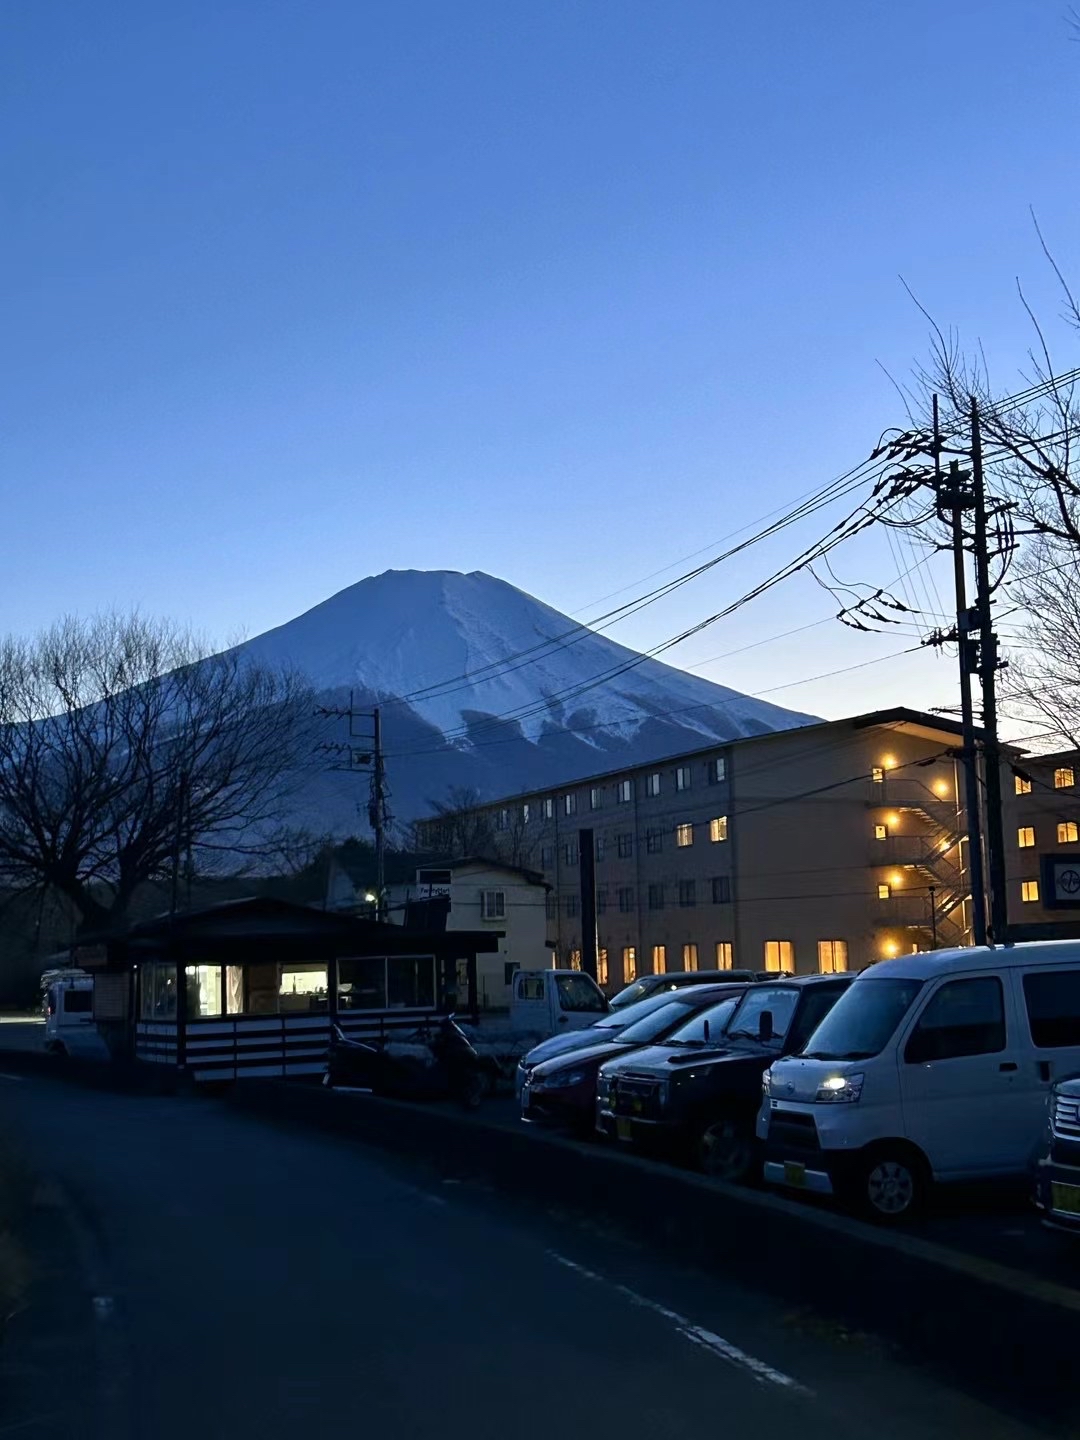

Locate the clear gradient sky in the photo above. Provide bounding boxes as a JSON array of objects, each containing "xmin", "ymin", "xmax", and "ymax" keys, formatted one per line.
[{"xmin": 2, "ymin": 1, "xmax": 1077, "ymax": 728}]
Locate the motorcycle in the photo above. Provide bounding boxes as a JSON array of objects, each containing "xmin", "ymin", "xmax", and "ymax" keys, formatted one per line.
[{"xmin": 325, "ymin": 1015, "xmax": 500, "ymax": 1109}]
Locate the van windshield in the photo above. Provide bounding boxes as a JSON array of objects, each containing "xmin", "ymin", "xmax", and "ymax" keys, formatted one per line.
[{"xmin": 800, "ymin": 978, "xmax": 925, "ymax": 1060}]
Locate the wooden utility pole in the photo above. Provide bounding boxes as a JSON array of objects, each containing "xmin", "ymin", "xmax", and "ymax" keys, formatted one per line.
[{"xmin": 372, "ymin": 706, "xmax": 387, "ymax": 921}]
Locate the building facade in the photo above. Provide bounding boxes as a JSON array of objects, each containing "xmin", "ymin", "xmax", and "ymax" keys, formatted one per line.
[
  {"xmin": 1004, "ymin": 749, "xmax": 1080, "ymax": 932},
  {"xmin": 419, "ymin": 709, "xmax": 975, "ymax": 986}
]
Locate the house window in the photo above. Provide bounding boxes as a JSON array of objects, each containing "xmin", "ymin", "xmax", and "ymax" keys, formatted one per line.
[
  {"xmin": 495, "ymin": 809, "xmax": 509, "ymax": 832},
  {"xmin": 597, "ymin": 886, "xmax": 608, "ymax": 915},
  {"xmin": 1015, "ymin": 775, "xmax": 1032, "ymax": 796},
  {"xmin": 622, "ymin": 947, "xmax": 637, "ymax": 983},
  {"xmin": 878, "ymin": 883, "xmax": 891, "ymax": 900},
  {"xmin": 874, "ymin": 824, "xmax": 887, "ymax": 840},
  {"xmin": 564, "ymin": 793, "xmax": 577, "ymax": 817},
  {"xmin": 1061, "ymin": 822, "xmax": 1080, "ymax": 844},
  {"xmin": 652, "ymin": 945, "xmax": 666, "ymax": 974},
  {"xmin": 1056, "ymin": 768, "xmax": 1076, "ymax": 790},
  {"xmin": 617, "ymin": 833, "xmax": 633, "ymax": 859},
  {"xmin": 678, "ymin": 879, "xmax": 696, "ymax": 909},
  {"xmin": 646, "ymin": 773, "xmax": 661, "ymax": 798},
  {"xmin": 522, "ymin": 803, "xmax": 531, "ymax": 825},
  {"xmin": 541, "ymin": 846, "xmax": 554, "ymax": 868},
  {"xmin": 597, "ymin": 949, "xmax": 609, "ymax": 986},
  {"xmin": 709, "ymin": 816, "xmax": 728, "ymax": 843},
  {"xmin": 715, "ymin": 942, "xmax": 733, "ymax": 970},
  {"xmin": 646, "ymin": 827, "xmax": 663, "ymax": 854},
  {"xmin": 1022, "ymin": 880, "xmax": 1040, "ymax": 903},
  {"xmin": 647, "ymin": 883, "xmax": 665, "ymax": 911},
  {"xmin": 594, "ymin": 838, "xmax": 606, "ymax": 863},
  {"xmin": 565, "ymin": 842, "xmax": 579, "ymax": 866},
  {"xmin": 675, "ymin": 765, "xmax": 692, "ymax": 792},
  {"xmin": 707, "ymin": 757, "xmax": 727, "ymax": 784},
  {"xmin": 711, "ymin": 876, "xmax": 731, "ymax": 904},
  {"xmin": 818, "ymin": 940, "xmax": 848, "ymax": 974},
  {"xmin": 682, "ymin": 943, "xmax": 698, "ymax": 971},
  {"xmin": 541, "ymin": 797, "xmax": 554, "ymax": 820},
  {"xmin": 480, "ymin": 890, "xmax": 506, "ymax": 920},
  {"xmin": 872, "ymin": 766, "xmax": 885, "ymax": 783},
  {"xmin": 590, "ymin": 787, "xmax": 602, "ymax": 811},
  {"xmin": 617, "ymin": 886, "xmax": 635, "ymax": 914},
  {"xmin": 569, "ymin": 949, "xmax": 582, "ymax": 972},
  {"xmin": 617, "ymin": 779, "xmax": 633, "ymax": 803},
  {"xmin": 565, "ymin": 894, "xmax": 580, "ymax": 918},
  {"xmin": 1018, "ymin": 827, "xmax": 1036, "ymax": 849},
  {"xmin": 764, "ymin": 940, "xmax": 794, "ymax": 973},
  {"xmin": 676, "ymin": 823, "xmax": 694, "ymax": 848}
]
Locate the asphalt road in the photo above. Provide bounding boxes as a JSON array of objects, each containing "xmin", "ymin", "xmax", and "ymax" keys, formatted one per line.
[{"xmin": 0, "ymin": 1074, "xmax": 1049, "ymax": 1440}]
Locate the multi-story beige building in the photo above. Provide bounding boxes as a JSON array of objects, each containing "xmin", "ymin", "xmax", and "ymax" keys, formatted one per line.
[
  {"xmin": 1004, "ymin": 748, "xmax": 1080, "ymax": 933},
  {"xmin": 420, "ymin": 708, "xmax": 976, "ymax": 986}
]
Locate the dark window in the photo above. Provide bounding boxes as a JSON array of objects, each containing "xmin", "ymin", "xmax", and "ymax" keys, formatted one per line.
[
  {"xmin": 64, "ymin": 989, "xmax": 93, "ymax": 1014},
  {"xmin": 504, "ymin": 961, "xmax": 520, "ymax": 986},
  {"xmin": 1023, "ymin": 970, "xmax": 1080, "ymax": 1049},
  {"xmin": 545, "ymin": 894, "xmax": 557, "ymax": 921},
  {"xmin": 618, "ymin": 886, "xmax": 635, "ymax": 914},
  {"xmin": 617, "ymin": 833, "xmax": 633, "ymax": 859},
  {"xmin": 564, "ymin": 843, "xmax": 578, "ymax": 866},
  {"xmin": 904, "ymin": 977, "xmax": 1006, "ymax": 1063},
  {"xmin": 678, "ymin": 879, "xmax": 696, "ymax": 909},
  {"xmin": 565, "ymin": 894, "xmax": 580, "ymax": 918},
  {"xmin": 339, "ymin": 956, "xmax": 387, "ymax": 1010},
  {"xmin": 595, "ymin": 836, "xmax": 606, "ymax": 861},
  {"xmin": 646, "ymin": 827, "xmax": 663, "ymax": 854},
  {"xmin": 648, "ymin": 882, "xmax": 665, "ymax": 911},
  {"xmin": 541, "ymin": 847, "xmax": 554, "ymax": 867},
  {"xmin": 386, "ymin": 956, "xmax": 436, "ymax": 1010},
  {"xmin": 596, "ymin": 886, "xmax": 609, "ymax": 915},
  {"xmin": 711, "ymin": 876, "xmax": 731, "ymax": 904}
]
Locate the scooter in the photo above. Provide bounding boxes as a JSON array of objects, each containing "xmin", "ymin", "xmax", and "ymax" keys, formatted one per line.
[{"xmin": 325, "ymin": 1015, "xmax": 499, "ymax": 1109}]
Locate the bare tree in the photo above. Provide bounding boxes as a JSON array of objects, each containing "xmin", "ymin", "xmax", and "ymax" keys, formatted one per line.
[
  {"xmin": 417, "ymin": 785, "xmax": 496, "ymax": 859},
  {"xmin": 0, "ymin": 614, "xmax": 316, "ymax": 930}
]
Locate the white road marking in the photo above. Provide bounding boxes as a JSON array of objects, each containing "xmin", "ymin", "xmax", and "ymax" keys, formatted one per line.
[{"xmin": 547, "ymin": 1251, "xmax": 811, "ymax": 1397}]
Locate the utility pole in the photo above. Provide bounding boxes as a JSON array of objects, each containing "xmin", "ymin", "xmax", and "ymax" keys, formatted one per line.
[
  {"xmin": 969, "ymin": 398, "xmax": 1009, "ymax": 942},
  {"xmin": 578, "ymin": 828, "xmax": 598, "ymax": 980},
  {"xmin": 933, "ymin": 395, "xmax": 988, "ymax": 946},
  {"xmin": 315, "ymin": 693, "xmax": 390, "ymax": 921},
  {"xmin": 371, "ymin": 706, "xmax": 387, "ymax": 921}
]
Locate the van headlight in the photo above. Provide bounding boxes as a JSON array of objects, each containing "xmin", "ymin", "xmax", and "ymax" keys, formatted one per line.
[{"xmin": 815, "ymin": 1073, "xmax": 864, "ymax": 1104}]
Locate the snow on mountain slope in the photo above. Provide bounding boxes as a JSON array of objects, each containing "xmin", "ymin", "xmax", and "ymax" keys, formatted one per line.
[
  {"xmin": 236, "ymin": 569, "xmax": 817, "ymax": 826},
  {"xmin": 242, "ymin": 569, "xmax": 813, "ymax": 749}
]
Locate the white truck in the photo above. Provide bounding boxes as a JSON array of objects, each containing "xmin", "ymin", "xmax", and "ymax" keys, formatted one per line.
[
  {"xmin": 462, "ymin": 969, "xmax": 611, "ymax": 1080},
  {"xmin": 43, "ymin": 977, "xmax": 109, "ymax": 1060}
]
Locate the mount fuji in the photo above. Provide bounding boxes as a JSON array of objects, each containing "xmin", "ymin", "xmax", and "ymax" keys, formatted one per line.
[{"xmin": 239, "ymin": 570, "xmax": 817, "ymax": 831}]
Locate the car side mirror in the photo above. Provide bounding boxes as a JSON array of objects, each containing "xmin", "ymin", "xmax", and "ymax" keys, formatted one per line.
[{"xmin": 758, "ymin": 1010, "xmax": 774, "ymax": 1043}]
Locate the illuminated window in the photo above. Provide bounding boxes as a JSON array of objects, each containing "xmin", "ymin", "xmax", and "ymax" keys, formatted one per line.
[
  {"xmin": 617, "ymin": 779, "xmax": 633, "ymax": 803},
  {"xmin": 652, "ymin": 945, "xmax": 666, "ymax": 974},
  {"xmin": 874, "ymin": 824, "xmax": 887, "ymax": 840},
  {"xmin": 1060, "ymin": 822, "xmax": 1080, "ymax": 844},
  {"xmin": 564, "ymin": 793, "xmax": 577, "ymax": 817},
  {"xmin": 764, "ymin": 940, "xmax": 794, "ymax": 973},
  {"xmin": 872, "ymin": 767, "xmax": 885, "ymax": 783},
  {"xmin": 676, "ymin": 766, "xmax": 692, "ymax": 792},
  {"xmin": 569, "ymin": 949, "xmax": 582, "ymax": 972},
  {"xmin": 676, "ymin": 823, "xmax": 694, "ymax": 847},
  {"xmin": 1015, "ymin": 775, "xmax": 1032, "ymax": 796},
  {"xmin": 597, "ymin": 948, "xmax": 609, "ymax": 985},
  {"xmin": 589, "ymin": 787, "xmax": 602, "ymax": 811},
  {"xmin": 678, "ymin": 879, "xmax": 696, "ymax": 909},
  {"xmin": 646, "ymin": 773, "xmax": 661, "ymax": 797},
  {"xmin": 622, "ymin": 947, "xmax": 637, "ymax": 983},
  {"xmin": 709, "ymin": 816, "xmax": 729, "ymax": 843},
  {"xmin": 1018, "ymin": 827, "xmax": 1036, "ymax": 849},
  {"xmin": 682, "ymin": 943, "xmax": 699, "ymax": 971},
  {"xmin": 818, "ymin": 940, "xmax": 849, "ymax": 974},
  {"xmin": 1056, "ymin": 768, "xmax": 1076, "ymax": 790},
  {"xmin": 541, "ymin": 797, "xmax": 554, "ymax": 820},
  {"xmin": 1022, "ymin": 880, "xmax": 1040, "ymax": 904},
  {"xmin": 708, "ymin": 758, "xmax": 727, "ymax": 784},
  {"xmin": 185, "ymin": 964, "xmax": 222, "ymax": 1017},
  {"xmin": 522, "ymin": 803, "xmax": 531, "ymax": 825},
  {"xmin": 715, "ymin": 942, "xmax": 733, "ymax": 970},
  {"xmin": 878, "ymin": 883, "xmax": 891, "ymax": 900}
]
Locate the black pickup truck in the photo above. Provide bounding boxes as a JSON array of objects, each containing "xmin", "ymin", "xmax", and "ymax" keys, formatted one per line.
[{"xmin": 596, "ymin": 975, "xmax": 854, "ymax": 1181}]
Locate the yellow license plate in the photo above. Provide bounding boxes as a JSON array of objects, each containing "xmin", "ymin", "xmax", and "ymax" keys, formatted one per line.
[
  {"xmin": 784, "ymin": 1160, "xmax": 807, "ymax": 1188},
  {"xmin": 1052, "ymin": 1181, "xmax": 1080, "ymax": 1215},
  {"xmin": 616, "ymin": 1118, "xmax": 634, "ymax": 1142}
]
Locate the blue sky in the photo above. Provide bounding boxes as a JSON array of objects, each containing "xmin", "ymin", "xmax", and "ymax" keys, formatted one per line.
[{"xmin": 2, "ymin": 0, "xmax": 1077, "ymax": 725}]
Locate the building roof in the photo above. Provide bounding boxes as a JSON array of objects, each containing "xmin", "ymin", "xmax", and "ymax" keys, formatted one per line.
[{"xmin": 420, "ymin": 857, "xmax": 549, "ymax": 887}]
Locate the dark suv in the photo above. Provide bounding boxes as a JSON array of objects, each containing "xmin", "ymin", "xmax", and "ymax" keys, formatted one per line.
[{"xmin": 596, "ymin": 975, "xmax": 854, "ymax": 1181}]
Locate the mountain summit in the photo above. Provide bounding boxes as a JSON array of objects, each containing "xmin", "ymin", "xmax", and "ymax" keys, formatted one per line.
[{"xmin": 239, "ymin": 569, "xmax": 816, "ymax": 825}]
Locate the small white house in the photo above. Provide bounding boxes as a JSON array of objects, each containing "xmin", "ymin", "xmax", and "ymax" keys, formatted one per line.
[{"xmin": 388, "ymin": 858, "xmax": 552, "ymax": 1010}]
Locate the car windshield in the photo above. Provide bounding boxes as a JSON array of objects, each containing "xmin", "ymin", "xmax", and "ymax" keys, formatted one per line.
[
  {"xmin": 608, "ymin": 978, "xmax": 659, "ymax": 1009},
  {"xmin": 555, "ymin": 973, "xmax": 608, "ymax": 1013},
  {"xmin": 618, "ymin": 999, "xmax": 704, "ymax": 1044},
  {"xmin": 723, "ymin": 987, "xmax": 800, "ymax": 1044},
  {"xmin": 590, "ymin": 989, "xmax": 684, "ymax": 1031},
  {"xmin": 801, "ymin": 978, "xmax": 925, "ymax": 1059},
  {"xmin": 665, "ymin": 996, "xmax": 739, "ymax": 1046}
]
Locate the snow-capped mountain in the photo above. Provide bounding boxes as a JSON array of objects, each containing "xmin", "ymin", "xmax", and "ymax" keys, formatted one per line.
[{"xmin": 239, "ymin": 569, "xmax": 816, "ymax": 829}]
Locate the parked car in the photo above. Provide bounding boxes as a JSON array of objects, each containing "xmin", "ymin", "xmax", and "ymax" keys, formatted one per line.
[
  {"xmin": 597, "ymin": 976, "xmax": 853, "ymax": 1179},
  {"xmin": 516, "ymin": 981, "xmax": 743, "ymax": 1099},
  {"xmin": 1035, "ymin": 1075, "xmax": 1080, "ymax": 1235},
  {"xmin": 520, "ymin": 985, "xmax": 746, "ymax": 1133},
  {"xmin": 609, "ymin": 970, "xmax": 756, "ymax": 1009},
  {"xmin": 759, "ymin": 941, "xmax": 1080, "ymax": 1223}
]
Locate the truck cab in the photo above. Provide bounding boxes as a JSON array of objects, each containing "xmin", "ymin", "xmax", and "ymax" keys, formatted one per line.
[
  {"xmin": 44, "ymin": 978, "xmax": 109, "ymax": 1060},
  {"xmin": 509, "ymin": 969, "xmax": 609, "ymax": 1038}
]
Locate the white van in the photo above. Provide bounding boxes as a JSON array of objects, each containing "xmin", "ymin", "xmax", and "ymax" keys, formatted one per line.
[
  {"xmin": 758, "ymin": 941, "xmax": 1080, "ymax": 1221},
  {"xmin": 44, "ymin": 978, "xmax": 109, "ymax": 1060}
]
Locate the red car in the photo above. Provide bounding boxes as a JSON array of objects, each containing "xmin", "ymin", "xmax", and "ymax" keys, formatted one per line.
[{"xmin": 520, "ymin": 984, "xmax": 745, "ymax": 1134}]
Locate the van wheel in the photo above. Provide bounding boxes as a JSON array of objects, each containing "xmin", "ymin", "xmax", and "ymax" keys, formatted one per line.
[
  {"xmin": 854, "ymin": 1146, "xmax": 927, "ymax": 1223},
  {"xmin": 698, "ymin": 1118, "xmax": 757, "ymax": 1184}
]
